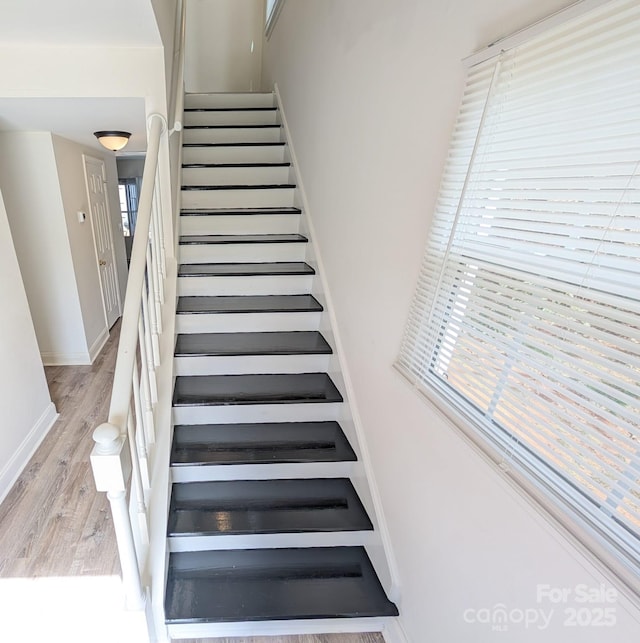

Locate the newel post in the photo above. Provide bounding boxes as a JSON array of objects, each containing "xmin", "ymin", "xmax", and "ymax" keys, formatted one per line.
[{"xmin": 91, "ymin": 423, "xmax": 146, "ymax": 611}]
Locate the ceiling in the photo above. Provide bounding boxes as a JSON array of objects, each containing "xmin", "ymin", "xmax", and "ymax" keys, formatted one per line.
[
  {"xmin": 0, "ymin": 0, "xmax": 161, "ymax": 46},
  {"xmin": 0, "ymin": 97, "xmax": 148, "ymax": 155}
]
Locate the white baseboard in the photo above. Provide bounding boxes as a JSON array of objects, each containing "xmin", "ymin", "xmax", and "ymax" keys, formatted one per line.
[
  {"xmin": 168, "ymin": 616, "xmax": 391, "ymax": 639},
  {"xmin": 41, "ymin": 326, "xmax": 108, "ymax": 365},
  {"xmin": 382, "ymin": 618, "xmax": 410, "ymax": 643},
  {"xmin": 0, "ymin": 401, "xmax": 58, "ymax": 505},
  {"xmin": 88, "ymin": 326, "xmax": 110, "ymax": 363},
  {"xmin": 41, "ymin": 351, "xmax": 91, "ymax": 366},
  {"xmin": 273, "ymin": 82, "xmax": 403, "ymax": 602}
]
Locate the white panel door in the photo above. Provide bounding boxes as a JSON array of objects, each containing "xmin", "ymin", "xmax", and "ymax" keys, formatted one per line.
[{"xmin": 83, "ymin": 155, "xmax": 120, "ymax": 328}]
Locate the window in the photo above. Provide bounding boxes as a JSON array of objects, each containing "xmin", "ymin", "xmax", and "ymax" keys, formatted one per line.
[
  {"xmin": 398, "ymin": 0, "xmax": 640, "ymax": 591},
  {"xmin": 265, "ymin": 0, "xmax": 285, "ymax": 38},
  {"xmin": 118, "ymin": 179, "xmax": 139, "ymax": 238}
]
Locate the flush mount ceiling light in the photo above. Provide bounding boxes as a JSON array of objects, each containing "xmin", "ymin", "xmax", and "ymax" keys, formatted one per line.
[{"xmin": 93, "ymin": 130, "xmax": 131, "ymax": 152}]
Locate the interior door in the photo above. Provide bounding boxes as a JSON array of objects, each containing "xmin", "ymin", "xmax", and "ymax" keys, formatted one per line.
[{"xmin": 83, "ymin": 155, "xmax": 121, "ymax": 328}]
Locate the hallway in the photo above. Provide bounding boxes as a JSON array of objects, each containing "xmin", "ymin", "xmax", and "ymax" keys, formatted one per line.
[{"xmin": 0, "ymin": 324, "xmax": 120, "ymax": 577}]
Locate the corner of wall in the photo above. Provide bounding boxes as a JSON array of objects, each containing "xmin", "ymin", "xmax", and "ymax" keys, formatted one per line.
[{"xmin": 382, "ymin": 617, "xmax": 411, "ymax": 643}]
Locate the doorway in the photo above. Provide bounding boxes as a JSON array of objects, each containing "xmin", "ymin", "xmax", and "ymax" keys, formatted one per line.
[{"xmin": 83, "ymin": 155, "xmax": 121, "ymax": 328}]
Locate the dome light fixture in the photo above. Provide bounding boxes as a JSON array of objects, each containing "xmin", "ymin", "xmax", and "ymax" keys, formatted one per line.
[{"xmin": 93, "ymin": 130, "xmax": 131, "ymax": 152}]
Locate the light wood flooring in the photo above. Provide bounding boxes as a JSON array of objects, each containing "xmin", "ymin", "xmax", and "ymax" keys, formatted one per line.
[
  {"xmin": 0, "ymin": 323, "xmax": 120, "ymax": 578},
  {"xmin": 0, "ymin": 323, "xmax": 386, "ymax": 643}
]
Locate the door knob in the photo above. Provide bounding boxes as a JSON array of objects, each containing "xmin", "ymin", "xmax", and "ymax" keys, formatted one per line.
[{"xmin": 99, "ymin": 260, "xmax": 107, "ymax": 266}]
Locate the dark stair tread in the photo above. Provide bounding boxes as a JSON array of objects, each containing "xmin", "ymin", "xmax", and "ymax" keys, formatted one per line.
[
  {"xmin": 184, "ymin": 107, "xmax": 278, "ymax": 113},
  {"xmin": 180, "ymin": 207, "xmax": 301, "ymax": 216},
  {"xmin": 174, "ymin": 331, "xmax": 332, "ymax": 357},
  {"xmin": 181, "ymin": 184, "xmax": 295, "ymax": 191},
  {"xmin": 182, "ymin": 162, "xmax": 291, "ymax": 168},
  {"xmin": 171, "ymin": 421, "xmax": 356, "ymax": 466},
  {"xmin": 172, "ymin": 373, "xmax": 343, "ymax": 407},
  {"xmin": 179, "ymin": 234, "xmax": 307, "ymax": 245},
  {"xmin": 184, "ymin": 124, "xmax": 282, "ymax": 129},
  {"xmin": 176, "ymin": 294, "xmax": 322, "ymax": 315},
  {"xmin": 178, "ymin": 262, "xmax": 314, "ymax": 277},
  {"xmin": 165, "ymin": 546, "xmax": 398, "ymax": 623},
  {"xmin": 168, "ymin": 478, "xmax": 372, "ymax": 536},
  {"xmin": 183, "ymin": 142, "xmax": 286, "ymax": 148}
]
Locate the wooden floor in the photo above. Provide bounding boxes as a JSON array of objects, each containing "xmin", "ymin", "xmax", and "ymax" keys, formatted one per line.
[
  {"xmin": 0, "ymin": 323, "xmax": 120, "ymax": 578},
  {"xmin": 0, "ymin": 323, "xmax": 386, "ymax": 643}
]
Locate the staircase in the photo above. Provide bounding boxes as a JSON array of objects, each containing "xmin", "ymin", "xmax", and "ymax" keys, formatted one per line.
[{"xmin": 164, "ymin": 92, "xmax": 398, "ymax": 639}]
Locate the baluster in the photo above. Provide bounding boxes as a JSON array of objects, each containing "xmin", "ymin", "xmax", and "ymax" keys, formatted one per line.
[
  {"xmin": 127, "ymin": 408, "xmax": 149, "ymax": 545},
  {"xmin": 149, "ymin": 201, "xmax": 164, "ymax": 326},
  {"xmin": 145, "ymin": 246, "xmax": 161, "ymax": 366},
  {"xmin": 131, "ymin": 357, "xmax": 151, "ymax": 490},
  {"xmin": 153, "ymin": 179, "xmax": 167, "ymax": 281},
  {"xmin": 137, "ymin": 313, "xmax": 156, "ymax": 445},
  {"xmin": 92, "ymin": 424, "xmax": 145, "ymax": 610},
  {"xmin": 140, "ymin": 280, "xmax": 158, "ymax": 403}
]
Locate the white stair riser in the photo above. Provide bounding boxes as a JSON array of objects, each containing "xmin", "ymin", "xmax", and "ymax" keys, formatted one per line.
[
  {"xmin": 180, "ymin": 214, "xmax": 300, "ymax": 235},
  {"xmin": 170, "ymin": 461, "xmax": 352, "ymax": 484},
  {"xmin": 174, "ymin": 353, "xmax": 331, "ymax": 376},
  {"xmin": 167, "ymin": 616, "xmax": 393, "ymax": 639},
  {"xmin": 184, "ymin": 93, "xmax": 275, "ymax": 109},
  {"xmin": 168, "ymin": 530, "xmax": 373, "ymax": 552},
  {"xmin": 182, "ymin": 145, "xmax": 286, "ymax": 164},
  {"xmin": 181, "ymin": 188, "xmax": 295, "ymax": 209},
  {"xmin": 172, "ymin": 401, "xmax": 341, "ymax": 425},
  {"xmin": 183, "ymin": 127, "xmax": 282, "ymax": 144},
  {"xmin": 182, "ymin": 165, "xmax": 291, "ymax": 186},
  {"xmin": 178, "ymin": 274, "xmax": 313, "ymax": 297},
  {"xmin": 184, "ymin": 110, "xmax": 279, "ymax": 127},
  {"xmin": 176, "ymin": 312, "xmax": 322, "ymax": 334},
  {"xmin": 179, "ymin": 242, "xmax": 307, "ymax": 264}
]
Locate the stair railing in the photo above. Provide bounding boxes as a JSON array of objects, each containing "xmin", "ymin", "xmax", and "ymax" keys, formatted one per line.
[
  {"xmin": 91, "ymin": 111, "xmax": 168, "ymax": 611},
  {"xmin": 90, "ymin": 1, "xmax": 187, "ymax": 628},
  {"xmin": 170, "ymin": 0, "xmax": 187, "ymax": 136}
]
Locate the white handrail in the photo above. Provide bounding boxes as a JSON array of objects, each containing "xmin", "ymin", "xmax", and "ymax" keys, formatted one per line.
[
  {"xmin": 170, "ymin": 0, "xmax": 187, "ymax": 134},
  {"xmin": 90, "ymin": 112, "xmax": 166, "ymax": 613},
  {"xmin": 90, "ymin": 1, "xmax": 187, "ymax": 638},
  {"xmin": 110, "ymin": 113, "xmax": 166, "ymax": 427}
]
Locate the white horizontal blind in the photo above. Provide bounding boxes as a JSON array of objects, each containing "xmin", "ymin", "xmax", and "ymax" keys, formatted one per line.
[{"xmin": 399, "ymin": 0, "xmax": 640, "ymax": 578}]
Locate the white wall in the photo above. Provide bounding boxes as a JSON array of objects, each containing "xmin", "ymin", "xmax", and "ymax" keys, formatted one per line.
[
  {"xmin": 0, "ymin": 187, "xmax": 57, "ymax": 503},
  {"xmin": 151, "ymin": 0, "xmax": 179, "ymax": 110},
  {"xmin": 263, "ymin": 1, "xmax": 640, "ymax": 641},
  {"xmin": 0, "ymin": 132, "xmax": 89, "ymax": 364},
  {"xmin": 117, "ymin": 157, "xmax": 146, "ymax": 180},
  {"xmin": 185, "ymin": 0, "xmax": 265, "ymax": 92},
  {"xmin": 0, "ymin": 46, "xmax": 168, "ymax": 116}
]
